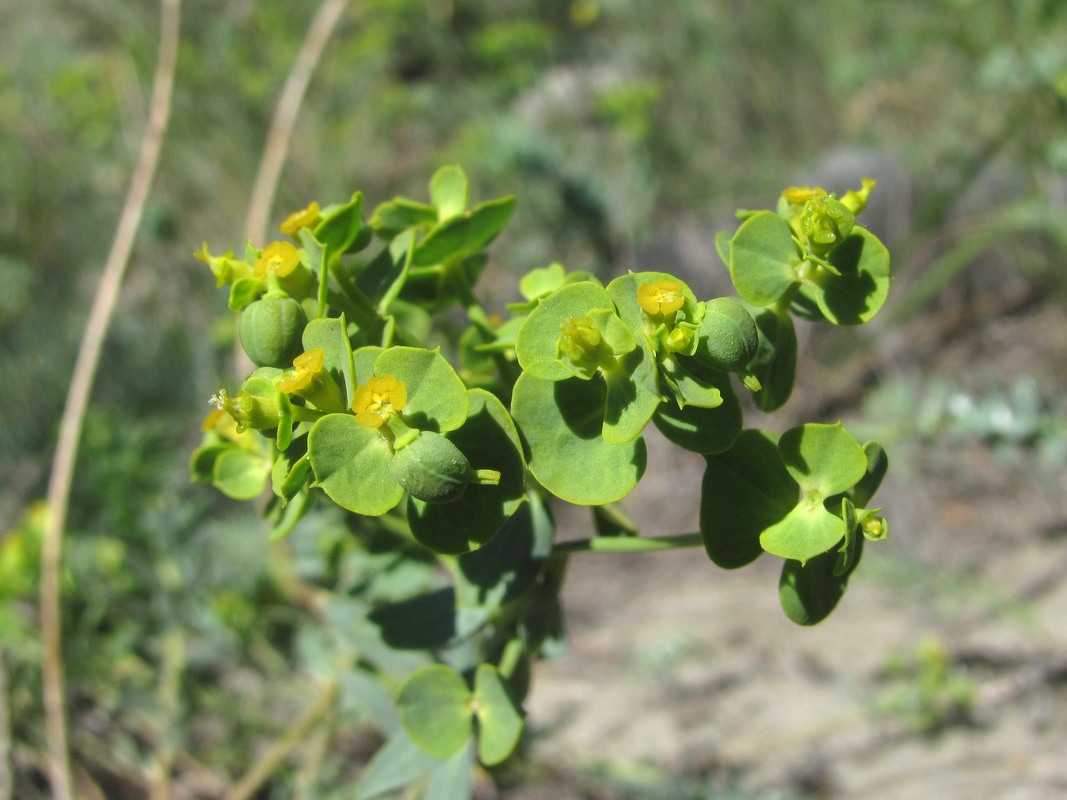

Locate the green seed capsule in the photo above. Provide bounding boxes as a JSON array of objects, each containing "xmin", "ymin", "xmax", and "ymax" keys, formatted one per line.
[
  {"xmin": 239, "ymin": 296, "xmax": 307, "ymax": 368},
  {"xmin": 391, "ymin": 431, "xmax": 474, "ymax": 504},
  {"xmin": 696, "ymin": 297, "xmax": 758, "ymax": 373}
]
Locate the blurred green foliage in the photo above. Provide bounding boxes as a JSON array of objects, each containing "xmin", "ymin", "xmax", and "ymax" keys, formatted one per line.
[{"xmin": 1, "ymin": 0, "xmax": 1065, "ymax": 796}]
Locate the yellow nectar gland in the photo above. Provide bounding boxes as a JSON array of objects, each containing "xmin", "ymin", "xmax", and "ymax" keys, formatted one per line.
[
  {"xmin": 277, "ymin": 348, "xmax": 326, "ymax": 394},
  {"xmin": 636, "ymin": 281, "xmax": 684, "ymax": 316},
  {"xmin": 352, "ymin": 376, "xmax": 408, "ymax": 429},
  {"xmin": 254, "ymin": 241, "xmax": 300, "ymax": 278},
  {"xmin": 279, "ymin": 202, "xmax": 321, "ymax": 236},
  {"xmin": 781, "ymin": 186, "xmax": 827, "ymax": 206}
]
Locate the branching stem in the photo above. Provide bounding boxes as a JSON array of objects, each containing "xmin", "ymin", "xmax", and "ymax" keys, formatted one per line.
[{"xmin": 552, "ymin": 532, "xmax": 703, "ymax": 555}]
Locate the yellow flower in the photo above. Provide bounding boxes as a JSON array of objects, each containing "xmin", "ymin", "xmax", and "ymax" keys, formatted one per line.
[
  {"xmin": 276, "ymin": 348, "xmax": 326, "ymax": 395},
  {"xmin": 352, "ymin": 376, "xmax": 408, "ymax": 429},
  {"xmin": 279, "ymin": 202, "xmax": 321, "ymax": 236},
  {"xmin": 781, "ymin": 186, "xmax": 827, "ymax": 206},
  {"xmin": 636, "ymin": 281, "xmax": 684, "ymax": 316},
  {"xmin": 254, "ymin": 241, "xmax": 300, "ymax": 278}
]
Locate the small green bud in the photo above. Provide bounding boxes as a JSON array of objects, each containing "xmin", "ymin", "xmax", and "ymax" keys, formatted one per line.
[
  {"xmin": 800, "ymin": 194, "xmax": 855, "ymax": 248},
  {"xmin": 390, "ymin": 431, "xmax": 499, "ymax": 504},
  {"xmin": 239, "ymin": 295, "xmax": 307, "ymax": 368},
  {"xmin": 695, "ymin": 297, "xmax": 758, "ymax": 373}
]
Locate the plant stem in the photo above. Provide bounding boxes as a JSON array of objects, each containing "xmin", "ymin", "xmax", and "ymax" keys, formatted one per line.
[
  {"xmin": 0, "ymin": 653, "xmax": 11, "ymax": 800},
  {"xmin": 39, "ymin": 2, "xmax": 180, "ymax": 798},
  {"xmin": 243, "ymin": 0, "xmax": 350, "ymax": 246},
  {"xmin": 552, "ymin": 532, "xmax": 703, "ymax": 555},
  {"xmin": 238, "ymin": 0, "xmax": 350, "ymax": 374},
  {"xmin": 223, "ymin": 681, "xmax": 338, "ymax": 800}
]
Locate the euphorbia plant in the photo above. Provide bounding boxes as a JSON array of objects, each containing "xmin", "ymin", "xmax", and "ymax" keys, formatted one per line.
[{"xmin": 191, "ymin": 165, "xmax": 891, "ymax": 797}]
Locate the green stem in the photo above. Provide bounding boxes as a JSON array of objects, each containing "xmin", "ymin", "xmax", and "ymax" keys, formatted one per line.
[
  {"xmin": 445, "ymin": 259, "xmax": 520, "ymax": 392},
  {"xmin": 496, "ymin": 639, "xmax": 525, "ymax": 681},
  {"xmin": 552, "ymin": 532, "xmax": 703, "ymax": 555}
]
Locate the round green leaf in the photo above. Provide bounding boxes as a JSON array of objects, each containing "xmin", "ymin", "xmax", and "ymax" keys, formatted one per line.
[
  {"xmin": 515, "ymin": 281, "xmax": 613, "ymax": 381},
  {"xmin": 777, "ymin": 423, "xmax": 868, "ymax": 496},
  {"xmin": 700, "ymin": 429, "xmax": 797, "ymax": 568},
  {"xmin": 511, "ymin": 372, "xmax": 646, "ymax": 505},
  {"xmin": 653, "ymin": 369, "xmax": 741, "ymax": 455},
  {"xmin": 212, "ymin": 449, "xmax": 271, "ymax": 500},
  {"xmin": 407, "ymin": 389, "xmax": 527, "ymax": 554},
  {"xmin": 602, "ymin": 346, "xmax": 661, "ymax": 444},
  {"xmin": 308, "ymin": 413, "xmax": 403, "ymax": 515},
  {"xmin": 812, "ymin": 227, "xmax": 891, "ymax": 325},
  {"xmin": 473, "ymin": 664, "xmax": 524, "ymax": 766},
  {"xmin": 374, "ymin": 346, "xmax": 469, "ymax": 433},
  {"xmin": 728, "ymin": 211, "xmax": 802, "ymax": 306},
  {"xmin": 429, "ymin": 165, "xmax": 469, "ymax": 221},
  {"xmin": 396, "ymin": 664, "xmax": 473, "ymax": 760},
  {"xmin": 779, "ymin": 535, "xmax": 865, "ymax": 625},
  {"xmin": 759, "ymin": 500, "xmax": 848, "ymax": 564}
]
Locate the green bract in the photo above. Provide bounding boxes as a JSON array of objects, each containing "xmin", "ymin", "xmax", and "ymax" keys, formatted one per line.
[
  {"xmin": 194, "ymin": 167, "xmax": 895, "ymax": 797},
  {"xmin": 725, "ymin": 181, "xmax": 891, "ymax": 325}
]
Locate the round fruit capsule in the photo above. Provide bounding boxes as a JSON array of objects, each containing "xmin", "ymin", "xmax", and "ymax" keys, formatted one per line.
[
  {"xmin": 239, "ymin": 295, "xmax": 307, "ymax": 368},
  {"xmin": 695, "ymin": 297, "xmax": 758, "ymax": 373},
  {"xmin": 390, "ymin": 431, "xmax": 475, "ymax": 504}
]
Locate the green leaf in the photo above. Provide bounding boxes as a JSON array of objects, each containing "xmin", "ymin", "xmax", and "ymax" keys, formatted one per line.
[
  {"xmin": 353, "ymin": 345, "xmax": 382, "ymax": 386},
  {"xmin": 700, "ymin": 430, "xmax": 797, "ymax": 568},
  {"xmin": 353, "ymin": 232, "xmax": 412, "ymax": 310},
  {"xmin": 353, "ymin": 728, "xmax": 439, "ymax": 800},
  {"xmin": 429, "ymin": 165, "xmax": 469, "ymax": 221},
  {"xmin": 779, "ymin": 535, "xmax": 865, "ymax": 625},
  {"xmin": 396, "ymin": 664, "xmax": 473, "ymax": 760},
  {"xmin": 314, "ymin": 192, "xmax": 364, "ymax": 257},
  {"xmin": 515, "ymin": 280, "xmax": 612, "ymax": 381},
  {"xmin": 271, "ymin": 451, "xmax": 311, "ymax": 501},
  {"xmin": 759, "ymin": 499, "xmax": 848, "ymax": 564},
  {"xmin": 370, "ymin": 197, "xmax": 438, "ymax": 238},
  {"xmin": 661, "ymin": 355, "xmax": 724, "ymax": 410},
  {"xmin": 413, "ymin": 196, "xmax": 517, "ymax": 267},
  {"xmin": 302, "ymin": 316, "xmax": 356, "ymax": 410},
  {"xmin": 212, "ymin": 449, "xmax": 270, "ymax": 500},
  {"xmin": 455, "ymin": 490, "xmax": 555, "ymax": 614},
  {"xmin": 407, "ymin": 389, "xmax": 527, "ymax": 554},
  {"xmin": 511, "ymin": 372, "xmax": 646, "ymax": 505},
  {"xmin": 423, "ymin": 740, "xmax": 475, "ymax": 800},
  {"xmin": 308, "ymin": 413, "xmax": 404, "ymax": 515},
  {"xmin": 746, "ymin": 305, "xmax": 797, "ymax": 412},
  {"xmin": 812, "ymin": 227, "xmax": 891, "ymax": 325},
  {"xmin": 518, "ymin": 262, "xmax": 567, "ymax": 301},
  {"xmin": 714, "ymin": 229, "xmax": 731, "ymax": 268},
  {"xmin": 777, "ymin": 423, "xmax": 868, "ymax": 496},
  {"xmin": 228, "ymin": 276, "xmax": 264, "ymax": 310},
  {"xmin": 374, "ymin": 347, "xmax": 469, "ymax": 433},
  {"xmin": 602, "ymin": 345, "xmax": 660, "ymax": 444},
  {"xmin": 473, "ymin": 664, "xmax": 524, "ymax": 766},
  {"xmin": 653, "ymin": 369, "xmax": 741, "ymax": 454},
  {"xmin": 728, "ymin": 210, "xmax": 802, "ymax": 306},
  {"xmin": 852, "ymin": 441, "xmax": 889, "ymax": 507},
  {"xmin": 369, "ymin": 588, "xmax": 485, "ymax": 650}
]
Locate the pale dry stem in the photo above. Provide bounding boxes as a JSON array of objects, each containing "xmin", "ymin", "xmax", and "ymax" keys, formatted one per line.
[{"xmin": 39, "ymin": 1, "xmax": 181, "ymax": 797}]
